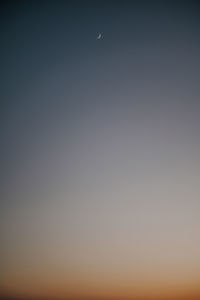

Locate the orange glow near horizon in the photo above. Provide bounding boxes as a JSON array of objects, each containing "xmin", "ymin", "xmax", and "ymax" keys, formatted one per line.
[{"xmin": 1, "ymin": 258, "xmax": 200, "ymax": 300}]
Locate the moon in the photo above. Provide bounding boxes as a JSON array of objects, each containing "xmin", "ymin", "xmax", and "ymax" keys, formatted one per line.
[{"xmin": 97, "ymin": 33, "xmax": 102, "ymax": 40}]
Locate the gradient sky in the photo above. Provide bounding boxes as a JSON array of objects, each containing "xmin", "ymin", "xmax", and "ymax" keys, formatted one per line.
[{"xmin": 1, "ymin": 1, "xmax": 200, "ymax": 300}]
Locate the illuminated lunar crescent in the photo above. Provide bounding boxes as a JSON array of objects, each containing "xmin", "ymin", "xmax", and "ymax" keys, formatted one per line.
[{"xmin": 97, "ymin": 33, "xmax": 102, "ymax": 39}]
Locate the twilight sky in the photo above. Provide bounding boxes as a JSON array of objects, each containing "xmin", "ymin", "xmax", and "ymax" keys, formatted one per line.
[{"xmin": 1, "ymin": 1, "xmax": 200, "ymax": 300}]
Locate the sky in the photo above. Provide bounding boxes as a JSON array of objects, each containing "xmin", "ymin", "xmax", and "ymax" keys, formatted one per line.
[{"xmin": 1, "ymin": 1, "xmax": 200, "ymax": 300}]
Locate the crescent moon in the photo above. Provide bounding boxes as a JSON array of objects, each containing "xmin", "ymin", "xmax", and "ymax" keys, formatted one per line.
[{"xmin": 97, "ymin": 33, "xmax": 102, "ymax": 39}]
